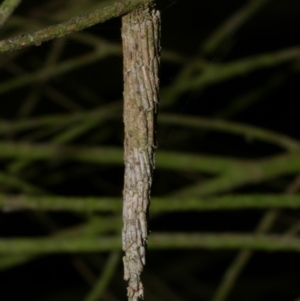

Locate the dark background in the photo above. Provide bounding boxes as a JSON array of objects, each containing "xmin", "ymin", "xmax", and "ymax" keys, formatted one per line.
[{"xmin": 0, "ymin": 0, "xmax": 300, "ymax": 300}]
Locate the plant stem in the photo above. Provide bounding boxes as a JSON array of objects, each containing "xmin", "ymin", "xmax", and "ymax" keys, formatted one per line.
[
  {"xmin": 122, "ymin": 3, "xmax": 160, "ymax": 300},
  {"xmin": 0, "ymin": 0, "xmax": 21, "ymax": 26},
  {"xmin": 2, "ymin": 194, "xmax": 300, "ymax": 213},
  {"xmin": 0, "ymin": 0, "xmax": 154, "ymax": 52},
  {"xmin": 84, "ymin": 251, "xmax": 121, "ymax": 301},
  {"xmin": 2, "ymin": 233, "xmax": 300, "ymax": 254}
]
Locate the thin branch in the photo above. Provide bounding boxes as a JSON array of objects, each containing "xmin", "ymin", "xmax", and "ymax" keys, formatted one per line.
[
  {"xmin": 2, "ymin": 144, "xmax": 300, "ymax": 198},
  {"xmin": 84, "ymin": 251, "xmax": 121, "ymax": 301},
  {"xmin": 0, "ymin": 0, "xmax": 154, "ymax": 52},
  {"xmin": 0, "ymin": 102, "xmax": 121, "ymax": 134},
  {"xmin": 201, "ymin": 0, "xmax": 272, "ymax": 55},
  {"xmin": 0, "ymin": 171, "xmax": 46, "ymax": 194},
  {"xmin": 8, "ymin": 105, "xmax": 106, "ymax": 176},
  {"xmin": 211, "ymin": 210, "xmax": 279, "ymax": 301},
  {"xmin": 0, "ymin": 143, "xmax": 240, "ymax": 174},
  {"xmin": 2, "ymin": 47, "xmax": 298, "ymax": 100},
  {"xmin": 1, "ymin": 233, "xmax": 300, "ymax": 254},
  {"xmin": 211, "ymin": 171, "xmax": 300, "ymax": 301},
  {"xmin": 0, "ymin": 46, "xmax": 120, "ymax": 95},
  {"xmin": 172, "ymin": 152, "xmax": 300, "ymax": 197},
  {"xmin": 213, "ymin": 70, "xmax": 290, "ymax": 119},
  {"xmin": 0, "ymin": 0, "xmax": 22, "ymax": 27},
  {"xmin": 2, "ymin": 194, "xmax": 300, "ymax": 213},
  {"xmin": 161, "ymin": 47, "xmax": 300, "ymax": 108},
  {"xmin": 0, "ymin": 216, "xmax": 121, "ymax": 271},
  {"xmin": 159, "ymin": 113, "xmax": 300, "ymax": 151},
  {"xmin": 0, "ymin": 254, "xmax": 33, "ymax": 271},
  {"xmin": 3, "ymin": 106, "xmax": 297, "ymax": 152}
]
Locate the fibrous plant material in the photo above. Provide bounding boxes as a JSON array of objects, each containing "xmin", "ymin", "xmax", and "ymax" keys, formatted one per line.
[{"xmin": 121, "ymin": 3, "xmax": 160, "ymax": 300}]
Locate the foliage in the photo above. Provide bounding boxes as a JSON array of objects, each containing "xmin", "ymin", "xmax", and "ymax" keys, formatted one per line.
[{"xmin": 0, "ymin": 0, "xmax": 300, "ymax": 300}]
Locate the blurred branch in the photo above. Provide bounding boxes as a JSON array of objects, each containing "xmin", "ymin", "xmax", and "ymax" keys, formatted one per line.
[
  {"xmin": 0, "ymin": 171, "xmax": 46, "ymax": 194},
  {"xmin": 0, "ymin": 45, "xmax": 120, "ymax": 95},
  {"xmin": 162, "ymin": 47, "xmax": 300, "ymax": 107},
  {"xmin": 172, "ymin": 152, "xmax": 300, "ymax": 197},
  {"xmin": 0, "ymin": 143, "xmax": 240, "ymax": 174},
  {"xmin": 2, "ymin": 233, "xmax": 300, "ymax": 254},
  {"xmin": 5, "ymin": 15, "xmax": 184, "ymax": 64},
  {"xmin": 2, "ymin": 194, "xmax": 300, "ymax": 213},
  {"xmin": 7, "ymin": 103, "xmax": 115, "ymax": 175},
  {"xmin": 4, "ymin": 106, "xmax": 297, "ymax": 152},
  {"xmin": 213, "ymin": 71, "xmax": 287, "ymax": 119},
  {"xmin": 0, "ymin": 254, "xmax": 34, "ymax": 271},
  {"xmin": 201, "ymin": 0, "xmax": 272, "ymax": 55},
  {"xmin": 0, "ymin": 101, "xmax": 121, "ymax": 134},
  {"xmin": 2, "ymin": 46, "xmax": 299, "ymax": 99},
  {"xmin": 0, "ymin": 0, "xmax": 21, "ymax": 27},
  {"xmin": 1, "ymin": 143, "xmax": 300, "ymax": 197},
  {"xmin": 0, "ymin": 0, "xmax": 154, "ymax": 52},
  {"xmin": 211, "ymin": 210, "xmax": 279, "ymax": 301},
  {"xmin": 159, "ymin": 113, "xmax": 300, "ymax": 151},
  {"xmin": 0, "ymin": 216, "xmax": 121, "ymax": 271},
  {"xmin": 211, "ymin": 169, "xmax": 300, "ymax": 301},
  {"xmin": 17, "ymin": 38, "xmax": 68, "ymax": 117},
  {"xmin": 84, "ymin": 251, "xmax": 121, "ymax": 301}
]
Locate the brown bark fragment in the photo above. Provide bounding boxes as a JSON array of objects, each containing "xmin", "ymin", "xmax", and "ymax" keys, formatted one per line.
[{"xmin": 121, "ymin": 3, "xmax": 160, "ymax": 300}]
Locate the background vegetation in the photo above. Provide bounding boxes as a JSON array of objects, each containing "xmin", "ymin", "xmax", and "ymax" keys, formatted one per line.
[{"xmin": 0, "ymin": 0, "xmax": 300, "ymax": 300}]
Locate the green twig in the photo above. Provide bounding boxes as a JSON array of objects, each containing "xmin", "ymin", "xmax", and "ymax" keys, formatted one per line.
[
  {"xmin": 51, "ymin": 119, "xmax": 99, "ymax": 144},
  {"xmin": 3, "ymin": 106, "xmax": 297, "ymax": 152},
  {"xmin": 0, "ymin": 171, "xmax": 46, "ymax": 194},
  {"xmin": 0, "ymin": 101, "xmax": 121, "ymax": 134},
  {"xmin": 0, "ymin": 216, "xmax": 122, "ymax": 271},
  {"xmin": 211, "ymin": 210, "xmax": 279, "ymax": 301},
  {"xmin": 1, "ymin": 143, "xmax": 300, "ymax": 198},
  {"xmin": 201, "ymin": 0, "xmax": 272, "ymax": 55},
  {"xmin": 211, "ymin": 172, "xmax": 300, "ymax": 301},
  {"xmin": 173, "ymin": 152, "xmax": 300, "ymax": 197},
  {"xmin": 8, "ymin": 107, "xmax": 104, "ymax": 175},
  {"xmin": 2, "ymin": 107, "xmax": 298, "ymax": 153},
  {"xmin": 2, "ymin": 194, "xmax": 300, "ymax": 213},
  {"xmin": 0, "ymin": 0, "xmax": 154, "ymax": 52},
  {"xmin": 213, "ymin": 71, "xmax": 288, "ymax": 119},
  {"xmin": 0, "ymin": 143, "xmax": 240, "ymax": 174},
  {"xmin": 84, "ymin": 251, "xmax": 121, "ymax": 301},
  {"xmin": 17, "ymin": 38, "xmax": 67, "ymax": 117},
  {"xmin": 159, "ymin": 113, "xmax": 300, "ymax": 151},
  {"xmin": 0, "ymin": 254, "xmax": 35, "ymax": 271},
  {"xmin": 161, "ymin": 47, "xmax": 300, "ymax": 107},
  {"xmin": 0, "ymin": 0, "xmax": 22, "ymax": 26},
  {"xmin": 0, "ymin": 46, "xmax": 120, "ymax": 95},
  {"xmin": 2, "ymin": 233, "xmax": 300, "ymax": 254}
]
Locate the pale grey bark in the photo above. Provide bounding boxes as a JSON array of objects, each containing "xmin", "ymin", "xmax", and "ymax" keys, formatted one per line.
[{"xmin": 121, "ymin": 3, "xmax": 160, "ymax": 300}]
